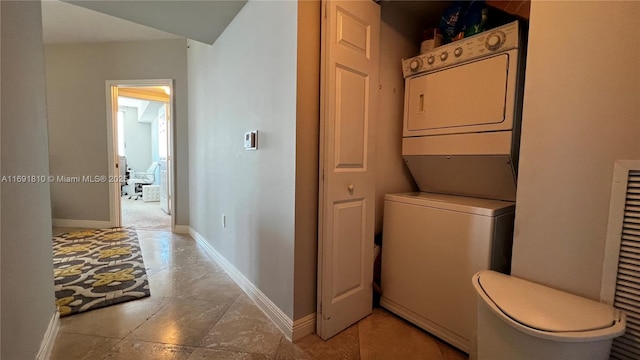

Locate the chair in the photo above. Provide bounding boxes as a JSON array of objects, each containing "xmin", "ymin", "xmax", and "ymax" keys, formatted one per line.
[{"xmin": 125, "ymin": 162, "xmax": 159, "ymax": 200}]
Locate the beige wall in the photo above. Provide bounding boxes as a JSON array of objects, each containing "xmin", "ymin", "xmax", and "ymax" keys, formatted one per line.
[
  {"xmin": 1, "ymin": 1, "xmax": 56, "ymax": 358},
  {"xmin": 293, "ymin": 0, "xmax": 320, "ymax": 320},
  {"xmin": 375, "ymin": 2, "xmax": 420, "ymax": 234},
  {"xmin": 45, "ymin": 39, "xmax": 190, "ymax": 225},
  {"xmin": 188, "ymin": 0, "xmax": 299, "ymax": 318},
  {"xmin": 511, "ymin": 1, "xmax": 640, "ymax": 300}
]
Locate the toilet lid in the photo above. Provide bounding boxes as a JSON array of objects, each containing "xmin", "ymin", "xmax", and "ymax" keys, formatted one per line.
[{"xmin": 477, "ymin": 271, "xmax": 616, "ymax": 332}]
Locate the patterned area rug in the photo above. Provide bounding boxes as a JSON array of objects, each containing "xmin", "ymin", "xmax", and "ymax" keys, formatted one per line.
[{"xmin": 52, "ymin": 227, "xmax": 150, "ymax": 317}]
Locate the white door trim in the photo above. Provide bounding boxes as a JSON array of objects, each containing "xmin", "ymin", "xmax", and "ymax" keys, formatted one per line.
[{"xmin": 105, "ymin": 79, "xmax": 176, "ymax": 232}]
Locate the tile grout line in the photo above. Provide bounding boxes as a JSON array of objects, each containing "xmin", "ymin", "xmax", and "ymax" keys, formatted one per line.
[
  {"xmin": 195, "ymin": 292, "xmax": 242, "ymax": 347},
  {"xmin": 195, "ymin": 293, "xmax": 285, "ymax": 357},
  {"xmin": 122, "ymin": 295, "xmax": 172, "ymax": 340}
]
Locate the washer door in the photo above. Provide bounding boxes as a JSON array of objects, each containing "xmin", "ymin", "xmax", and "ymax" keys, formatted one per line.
[{"xmin": 404, "ymin": 51, "xmax": 518, "ymax": 137}]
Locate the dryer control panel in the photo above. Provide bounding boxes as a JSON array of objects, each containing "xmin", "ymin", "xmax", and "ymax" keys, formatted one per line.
[{"xmin": 402, "ymin": 21, "xmax": 520, "ymax": 78}]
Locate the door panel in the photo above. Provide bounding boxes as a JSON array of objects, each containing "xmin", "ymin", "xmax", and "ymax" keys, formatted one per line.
[
  {"xmin": 335, "ymin": 66, "xmax": 368, "ymax": 169},
  {"xmin": 332, "ymin": 199, "xmax": 365, "ymax": 300},
  {"xmin": 318, "ymin": 0, "xmax": 380, "ymax": 340},
  {"xmin": 336, "ymin": 8, "xmax": 369, "ymax": 56}
]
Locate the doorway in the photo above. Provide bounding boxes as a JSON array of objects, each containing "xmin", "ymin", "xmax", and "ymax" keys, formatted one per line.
[{"xmin": 106, "ymin": 79, "xmax": 175, "ymax": 231}]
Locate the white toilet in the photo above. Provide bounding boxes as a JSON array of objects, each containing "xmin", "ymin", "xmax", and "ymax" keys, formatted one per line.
[{"xmin": 472, "ymin": 270, "xmax": 626, "ymax": 360}]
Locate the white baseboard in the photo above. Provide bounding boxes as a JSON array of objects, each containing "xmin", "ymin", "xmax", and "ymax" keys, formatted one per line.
[
  {"xmin": 52, "ymin": 219, "xmax": 112, "ymax": 229},
  {"xmin": 36, "ymin": 311, "xmax": 59, "ymax": 360},
  {"xmin": 173, "ymin": 225, "xmax": 190, "ymax": 234},
  {"xmin": 292, "ymin": 313, "xmax": 316, "ymax": 341},
  {"xmin": 189, "ymin": 227, "xmax": 297, "ymax": 340}
]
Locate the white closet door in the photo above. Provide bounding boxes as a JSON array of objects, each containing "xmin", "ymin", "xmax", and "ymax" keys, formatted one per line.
[{"xmin": 317, "ymin": 0, "xmax": 380, "ymax": 340}]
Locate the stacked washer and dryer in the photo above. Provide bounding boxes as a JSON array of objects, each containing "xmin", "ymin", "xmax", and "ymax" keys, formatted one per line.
[{"xmin": 380, "ymin": 21, "xmax": 526, "ymax": 353}]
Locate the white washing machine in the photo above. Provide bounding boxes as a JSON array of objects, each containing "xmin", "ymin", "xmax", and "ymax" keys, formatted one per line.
[{"xmin": 380, "ymin": 192, "xmax": 515, "ymax": 353}]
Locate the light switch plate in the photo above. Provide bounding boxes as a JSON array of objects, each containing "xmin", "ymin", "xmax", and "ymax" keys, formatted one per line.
[{"xmin": 244, "ymin": 131, "xmax": 258, "ymax": 150}]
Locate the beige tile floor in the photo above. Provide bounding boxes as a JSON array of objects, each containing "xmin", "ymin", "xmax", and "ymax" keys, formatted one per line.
[
  {"xmin": 120, "ymin": 197, "xmax": 171, "ymax": 231},
  {"xmin": 50, "ymin": 228, "xmax": 468, "ymax": 360}
]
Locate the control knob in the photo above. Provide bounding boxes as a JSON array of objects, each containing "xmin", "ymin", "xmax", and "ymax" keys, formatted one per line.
[
  {"xmin": 485, "ymin": 31, "xmax": 505, "ymax": 51},
  {"xmin": 427, "ymin": 56, "xmax": 435, "ymax": 65},
  {"xmin": 409, "ymin": 58, "xmax": 423, "ymax": 72},
  {"xmin": 440, "ymin": 52, "xmax": 448, "ymax": 61},
  {"xmin": 454, "ymin": 47, "xmax": 463, "ymax": 57}
]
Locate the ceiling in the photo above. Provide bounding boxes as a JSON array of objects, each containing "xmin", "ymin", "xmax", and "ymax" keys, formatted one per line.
[
  {"xmin": 41, "ymin": 1, "xmax": 446, "ymax": 46},
  {"xmin": 119, "ymin": 97, "xmax": 165, "ymax": 123},
  {"xmin": 42, "ymin": 0, "xmax": 181, "ymax": 44},
  {"xmin": 41, "ymin": 0, "xmax": 247, "ymax": 45}
]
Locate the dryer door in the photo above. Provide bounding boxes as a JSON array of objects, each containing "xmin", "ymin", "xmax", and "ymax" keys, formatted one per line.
[{"xmin": 404, "ymin": 51, "xmax": 518, "ymax": 137}]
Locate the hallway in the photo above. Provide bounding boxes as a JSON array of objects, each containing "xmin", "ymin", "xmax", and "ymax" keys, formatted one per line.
[{"xmin": 49, "ymin": 229, "xmax": 467, "ymax": 359}]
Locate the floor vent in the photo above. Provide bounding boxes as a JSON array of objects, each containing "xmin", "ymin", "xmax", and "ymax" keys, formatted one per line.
[{"xmin": 601, "ymin": 161, "xmax": 640, "ymax": 359}]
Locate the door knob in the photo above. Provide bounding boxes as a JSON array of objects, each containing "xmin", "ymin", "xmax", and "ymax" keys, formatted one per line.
[{"xmin": 348, "ymin": 184, "xmax": 354, "ymax": 193}]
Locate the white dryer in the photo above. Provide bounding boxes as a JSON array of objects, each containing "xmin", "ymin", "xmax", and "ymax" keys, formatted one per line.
[
  {"xmin": 401, "ymin": 20, "xmax": 526, "ymax": 201},
  {"xmin": 380, "ymin": 192, "xmax": 515, "ymax": 353}
]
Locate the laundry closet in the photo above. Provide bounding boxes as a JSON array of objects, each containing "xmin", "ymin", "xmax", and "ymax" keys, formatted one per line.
[{"xmin": 373, "ymin": 0, "xmax": 529, "ymax": 355}]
